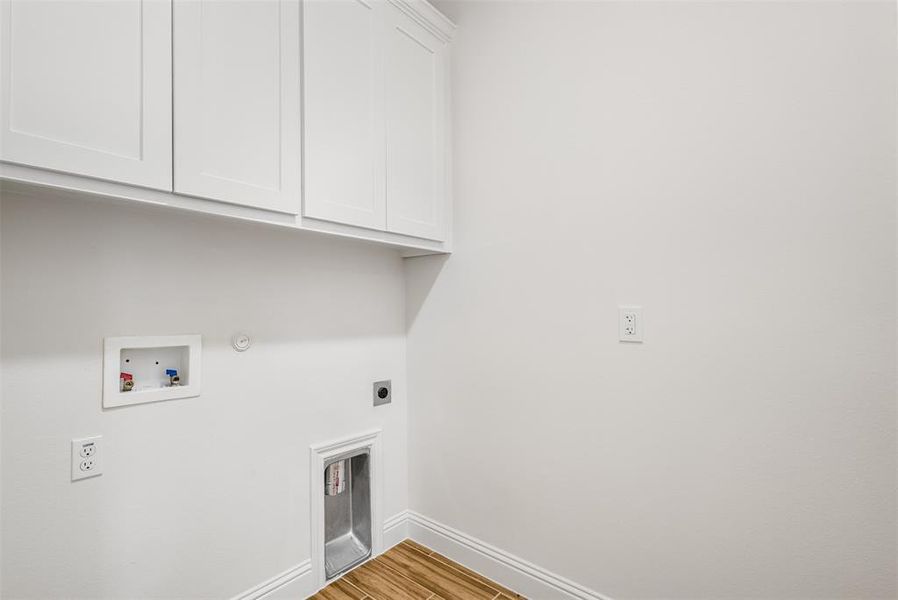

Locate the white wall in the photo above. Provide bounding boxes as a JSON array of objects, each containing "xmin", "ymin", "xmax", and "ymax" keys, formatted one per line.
[
  {"xmin": 0, "ymin": 192, "xmax": 408, "ymax": 598},
  {"xmin": 407, "ymin": 1, "xmax": 897, "ymax": 599}
]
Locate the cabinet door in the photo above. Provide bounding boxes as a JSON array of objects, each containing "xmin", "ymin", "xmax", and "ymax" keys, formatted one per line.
[
  {"xmin": 303, "ymin": 0, "xmax": 386, "ymax": 230},
  {"xmin": 174, "ymin": 0, "xmax": 301, "ymax": 214},
  {"xmin": 0, "ymin": 0, "xmax": 172, "ymax": 190},
  {"xmin": 384, "ymin": 6, "xmax": 447, "ymax": 241}
]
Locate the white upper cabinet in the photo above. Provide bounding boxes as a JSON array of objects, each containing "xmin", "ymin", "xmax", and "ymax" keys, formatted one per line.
[
  {"xmin": 0, "ymin": 0, "xmax": 172, "ymax": 191},
  {"xmin": 302, "ymin": 0, "xmax": 386, "ymax": 230},
  {"xmin": 173, "ymin": 0, "xmax": 301, "ymax": 214},
  {"xmin": 384, "ymin": 4, "xmax": 447, "ymax": 241},
  {"xmin": 0, "ymin": 0, "xmax": 455, "ymax": 252}
]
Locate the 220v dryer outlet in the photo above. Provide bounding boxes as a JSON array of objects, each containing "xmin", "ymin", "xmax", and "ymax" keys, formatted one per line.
[{"xmin": 71, "ymin": 436, "xmax": 102, "ymax": 481}]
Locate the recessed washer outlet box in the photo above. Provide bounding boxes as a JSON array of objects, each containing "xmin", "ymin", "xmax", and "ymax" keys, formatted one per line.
[{"xmin": 104, "ymin": 335, "xmax": 202, "ymax": 408}]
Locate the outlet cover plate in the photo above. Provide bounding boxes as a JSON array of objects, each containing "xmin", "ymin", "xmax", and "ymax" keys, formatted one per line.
[
  {"xmin": 619, "ymin": 306, "xmax": 644, "ymax": 343},
  {"xmin": 373, "ymin": 380, "xmax": 391, "ymax": 406},
  {"xmin": 72, "ymin": 436, "xmax": 102, "ymax": 481}
]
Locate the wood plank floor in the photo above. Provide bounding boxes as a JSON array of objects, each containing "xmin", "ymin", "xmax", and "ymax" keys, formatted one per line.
[{"xmin": 309, "ymin": 540, "xmax": 526, "ymax": 600}]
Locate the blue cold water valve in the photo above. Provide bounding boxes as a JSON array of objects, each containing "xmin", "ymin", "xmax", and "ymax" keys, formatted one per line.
[{"xmin": 166, "ymin": 369, "xmax": 181, "ymax": 386}]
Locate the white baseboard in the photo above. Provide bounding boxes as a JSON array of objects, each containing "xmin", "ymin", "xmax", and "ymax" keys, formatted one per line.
[
  {"xmin": 232, "ymin": 510, "xmax": 609, "ymax": 600},
  {"xmin": 405, "ymin": 511, "xmax": 612, "ymax": 600},
  {"xmin": 231, "ymin": 560, "xmax": 313, "ymax": 600},
  {"xmin": 232, "ymin": 510, "xmax": 408, "ymax": 600},
  {"xmin": 384, "ymin": 509, "xmax": 410, "ymax": 549}
]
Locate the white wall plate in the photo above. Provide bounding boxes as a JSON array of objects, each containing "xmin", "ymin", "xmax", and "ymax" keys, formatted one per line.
[
  {"xmin": 103, "ymin": 335, "xmax": 202, "ymax": 408},
  {"xmin": 619, "ymin": 306, "xmax": 644, "ymax": 343},
  {"xmin": 71, "ymin": 436, "xmax": 102, "ymax": 481}
]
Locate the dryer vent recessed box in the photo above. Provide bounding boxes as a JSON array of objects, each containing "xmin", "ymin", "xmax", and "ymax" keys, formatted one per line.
[{"xmin": 103, "ymin": 335, "xmax": 202, "ymax": 408}]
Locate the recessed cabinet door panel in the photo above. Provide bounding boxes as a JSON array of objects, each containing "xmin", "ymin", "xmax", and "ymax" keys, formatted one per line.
[
  {"xmin": 303, "ymin": 0, "xmax": 386, "ymax": 230},
  {"xmin": 0, "ymin": 0, "xmax": 172, "ymax": 190},
  {"xmin": 385, "ymin": 8, "xmax": 446, "ymax": 241},
  {"xmin": 174, "ymin": 0, "xmax": 301, "ymax": 214}
]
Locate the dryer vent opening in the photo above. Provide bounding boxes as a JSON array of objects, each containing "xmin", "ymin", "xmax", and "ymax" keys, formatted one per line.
[{"xmin": 323, "ymin": 450, "xmax": 372, "ymax": 579}]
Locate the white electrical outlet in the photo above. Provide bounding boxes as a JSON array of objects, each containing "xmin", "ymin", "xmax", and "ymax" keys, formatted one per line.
[
  {"xmin": 619, "ymin": 306, "xmax": 643, "ymax": 342},
  {"xmin": 71, "ymin": 436, "xmax": 102, "ymax": 481}
]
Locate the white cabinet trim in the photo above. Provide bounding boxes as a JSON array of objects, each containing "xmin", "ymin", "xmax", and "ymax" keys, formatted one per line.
[
  {"xmin": 0, "ymin": 167, "xmax": 451, "ymax": 254},
  {"xmin": 386, "ymin": 0, "xmax": 456, "ymax": 42}
]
